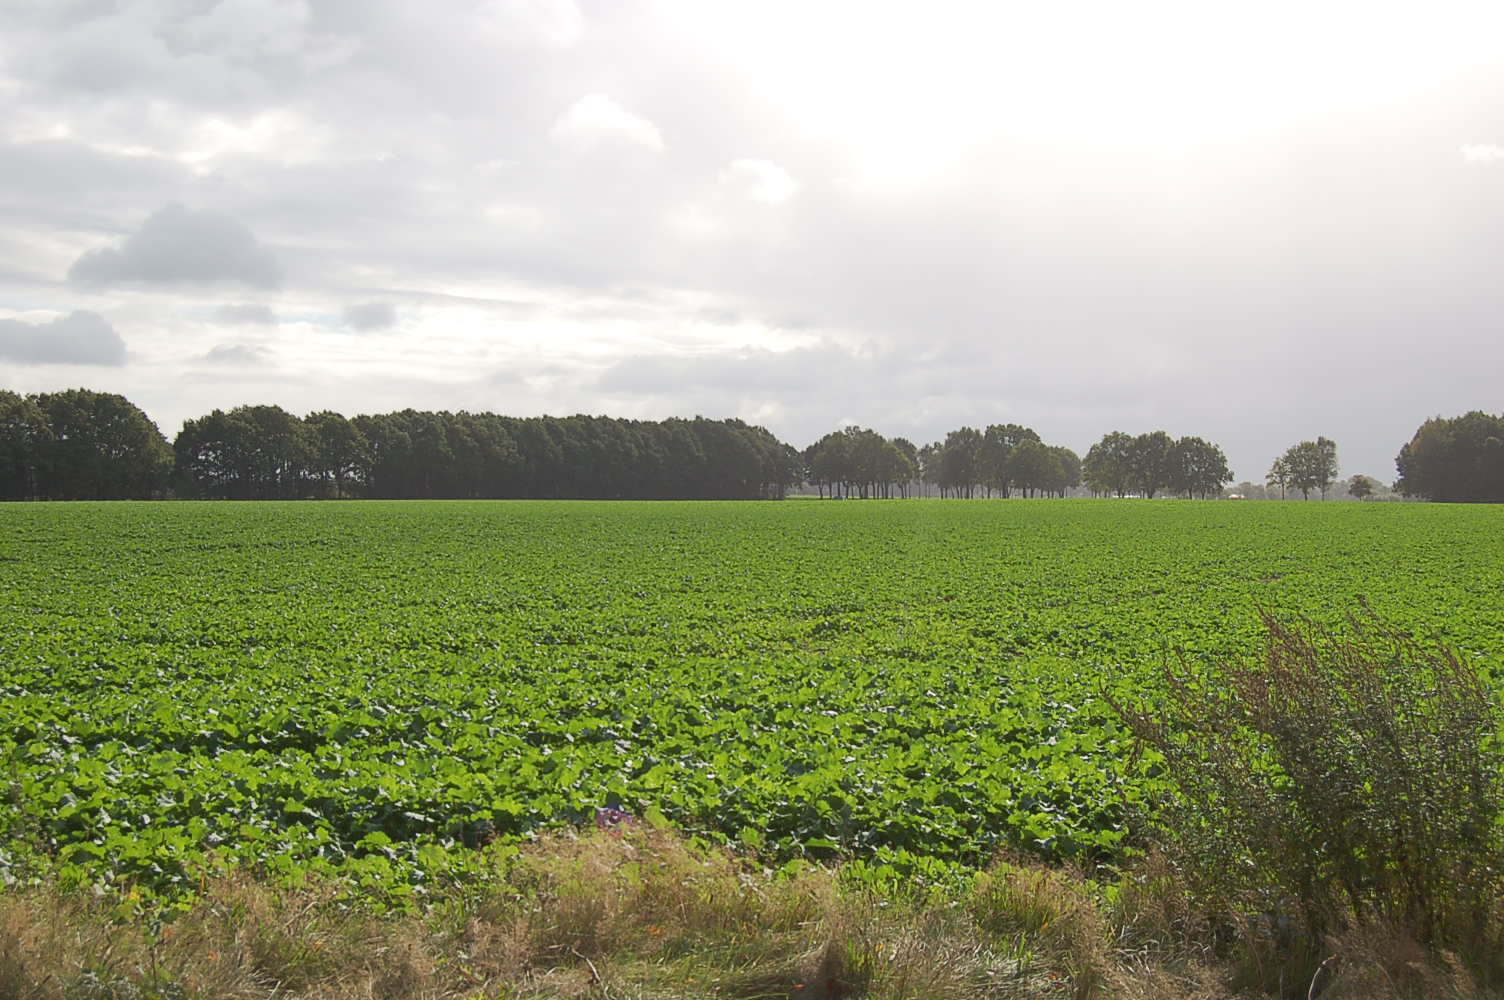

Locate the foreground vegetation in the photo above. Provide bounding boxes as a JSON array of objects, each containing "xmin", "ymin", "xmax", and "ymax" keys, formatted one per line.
[
  {"xmin": 4, "ymin": 821, "xmax": 1500, "ymax": 999},
  {"xmin": 4, "ymin": 499, "xmax": 1504, "ymax": 996}
]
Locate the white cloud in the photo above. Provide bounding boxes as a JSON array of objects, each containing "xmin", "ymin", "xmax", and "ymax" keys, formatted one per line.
[
  {"xmin": 1460, "ymin": 143, "xmax": 1504, "ymax": 164},
  {"xmin": 551, "ymin": 94, "xmax": 665, "ymax": 152},
  {"xmin": 718, "ymin": 158, "xmax": 798, "ymax": 205},
  {"xmin": 0, "ymin": 310, "xmax": 127, "ymax": 365},
  {"xmin": 665, "ymin": 202, "xmax": 722, "ymax": 240}
]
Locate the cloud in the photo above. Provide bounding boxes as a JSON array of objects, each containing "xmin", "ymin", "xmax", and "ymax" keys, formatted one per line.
[
  {"xmin": 1460, "ymin": 144, "xmax": 1504, "ymax": 164},
  {"xmin": 342, "ymin": 301, "xmax": 397, "ymax": 330},
  {"xmin": 68, "ymin": 203, "xmax": 281, "ymax": 288},
  {"xmin": 599, "ymin": 343, "xmax": 860, "ymax": 396},
  {"xmin": 718, "ymin": 159, "xmax": 798, "ymax": 205},
  {"xmin": 551, "ymin": 94, "xmax": 665, "ymax": 152},
  {"xmin": 475, "ymin": 0, "xmax": 584, "ymax": 49},
  {"xmin": 0, "ymin": 310, "xmax": 127, "ymax": 365},
  {"xmin": 202, "ymin": 343, "xmax": 270, "ymax": 365},
  {"xmin": 171, "ymin": 0, "xmax": 313, "ymax": 61},
  {"xmin": 215, "ymin": 303, "xmax": 279, "ymax": 325}
]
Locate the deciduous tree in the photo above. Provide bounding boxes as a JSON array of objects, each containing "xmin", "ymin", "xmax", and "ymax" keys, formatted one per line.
[
  {"xmin": 33, "ymin": 388, "xmax": 171, "ymax": 499},
  {"xmin": 1280, "ymin": 437, "xmax": 1339, "ymax": 500},
  {"xmin": 1083, "ymin": 431, "xmax": 1134, "ymax": 497},
  {"xmin": 1396, "ymin": 412, "xmax": 1504, "ymax": 502}
]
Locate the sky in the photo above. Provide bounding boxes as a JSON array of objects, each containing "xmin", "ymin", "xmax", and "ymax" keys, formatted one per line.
[{"xmin": 2, "ymin": 0, "xmax": 1502, "ymax": 483}]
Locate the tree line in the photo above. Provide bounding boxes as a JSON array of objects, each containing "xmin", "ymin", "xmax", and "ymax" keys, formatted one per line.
[
  {"xmin": 803, "ymin": 424, "xmax": 1084, "ymax": 499},
  {"xmin": 3, "ymin": 388, "xmax": 1500, "ymax": 502},
  {"xmin": 1, "ymin": 390, "xmax": 800, "ymax": 501},
  {"xmin": 1080, "ymin": 431, "xmax": 1233, "ymax": 499},
  {"xmin": 1395, "ymin": 412, "xmax": 1504, "ymax": 503}
]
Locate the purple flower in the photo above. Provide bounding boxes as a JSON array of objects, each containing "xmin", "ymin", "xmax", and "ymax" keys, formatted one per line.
[{"xmin": 595, "ymin": 806, "xmax": 636, "ymax": 834}]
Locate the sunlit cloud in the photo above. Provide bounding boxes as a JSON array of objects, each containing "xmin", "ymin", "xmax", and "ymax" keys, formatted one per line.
[
  {"xmin": 718, "ymin": 159, "xmax": 798, "ymax": 205},
  {"xmin": 550, "ymin": 94, "xmax": 665, "ymax": 152},
  {"xmin": 1460, "ymin": 143, "xmax": 1504, "ymax": 164}
]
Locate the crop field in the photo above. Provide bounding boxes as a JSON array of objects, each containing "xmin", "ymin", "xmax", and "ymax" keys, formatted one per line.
[{"xmin": 2, "ymin": 499, "xmax": 1502, "ymax": 903}]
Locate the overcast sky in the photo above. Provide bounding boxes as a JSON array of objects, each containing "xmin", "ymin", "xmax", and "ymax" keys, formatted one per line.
[{"xmin": 2, "ymin": 0, "xmax": 1502, "ymax": 482}]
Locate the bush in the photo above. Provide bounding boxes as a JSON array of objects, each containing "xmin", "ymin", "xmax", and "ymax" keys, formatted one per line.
[{"xmin": 1111, "ymin": 606, "xmax": 1504, "ymax": 951}]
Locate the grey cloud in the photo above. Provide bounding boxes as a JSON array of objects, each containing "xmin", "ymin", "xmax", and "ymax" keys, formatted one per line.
[
  {"xmin": 215, "ymin": 303, "xmax": 279, "ymax": 325},
  {"xmin": 69, "ymin": 203, "xmax": 281, "ymax": 288},
  {"xmin": 20, "ymin": 0, "xmax": 352, "ymax": 108},
  {"xmin": 342, "ymin": 301, "xmax": 397, "ymax": 330},
  {"xmin": 0, "ymin": 139, "xmax": 184, "ymax": 221},
  {"xmin": 0, "ymin": 310, "xmax": 127, "ymax": 365},
  {"xmin": 202, "ymin": 343, "xmax": 270, "ymax": 365}
]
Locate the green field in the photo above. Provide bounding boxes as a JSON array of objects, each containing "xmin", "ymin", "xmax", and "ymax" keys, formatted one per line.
[{"xmin": 2, "ymin": 499, "xmax": 1502, "ymax": 902}]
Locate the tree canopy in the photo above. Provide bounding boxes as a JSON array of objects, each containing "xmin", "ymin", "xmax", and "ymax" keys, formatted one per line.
[
  {"xmin": 1083, "ymin": 431, "xmax": 1230, "ymax": 499},
  {"xmin": 1, "ymin": 388, "xmax": 172, "ymax": 500},
  {"xmin": 1279, "ymin": 437, "xmax": 1339, "ymax": 500},
  {"xmin": 1396, "ymin": 412, "xmax": 1504, "ymax": 502},
  {"xmin": 0, "ymin": 386, "xmax": 1400, "ymax": 505}
]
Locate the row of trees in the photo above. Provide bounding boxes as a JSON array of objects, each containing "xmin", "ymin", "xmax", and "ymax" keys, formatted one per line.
[
  {"xmin": 5, "ymin": 388, "xmax": 1500, "ymax": 503},
  {"xmin": 914, "ymin": 424, "xmax": 1082, "ymax": 499},
  {"xmin": 801, "ymin": 423, "xmax": 1084, "ymax": 500},
  {"xmin": 803, "ymin": 427, "xmax": 919, "ymax": 499},
  {"xmin": 1081, "ymin": 431, "xmax": 1233, "ymax": 499},
  {"xmin": 177, "ymin": 407, "xmax": 803, "ymax": 500},
  {"xmin": 1, "ymin": 390, "xmax": 801, "ymax": 501}
]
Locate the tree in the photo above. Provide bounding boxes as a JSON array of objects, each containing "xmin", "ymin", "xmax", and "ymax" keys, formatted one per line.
[
  {"xmin": 0, "ymin": 390, "xmax": 53, "ymax": 500},
  {"xmin": 1008, "ymin": 438, "xmax": 1055, "ymax": 497},
  {"xmin": 1395, "ymin": 412, "xmax": 1504, "ymax": 502},
  {"xmin": 1281, "ymin": 437, "xmax": 1339, "ymax": 500},
  {"xmin": 33, "ymin": 388, "xmax": 171, "ymax": 499},
  {"xmin": 1083, "ymin": 431, "xmax": 1134, "ymax": 497},
  {"xmin": 1347, "ymin": 475, "xmax": 1378, "ymax": 501},
  {"xmin": 1047, "ymin": 446, "xmax": 1082, "ymax": 498},
  {"xmin": 303, "ymin": 411, "xmax": 371, "ymax": 498},
  {"xmin": 806, "ymin": 429, "xmax": 854, "ymax": 498},
  {"xmin": 174, "ymin": 409, "xmax": 244, "ymax": 498},
  {"xmin": 176, "ymin": 405, "xmax": 309, "ymax": 498},
  {"xmin": 240, "ymin": 404, "xmax": 311, "ymax": 498},
  {"xmin": 980, "ymin": 423, "xmax": 1039, "ymax": 497},
  {"xmin": 1128, "ymin": 431, "xmax": 1174, "ymax": 498},
  {"xmin": 890, "ymin": 437, "xmax": 919, "ymax": 498},
  {"xmin": 938, "ymin": 426, "xmax": 983, "ymax": 498},
  {"xmin": 1168, "ymin": 436, "xmax": 1233, "ymax": 499},
  {"xmin": 917, "ymin": 441, "xmax": 942, "ymax": 497},
  {"xmin": 1266, "ymin": 457, "xmax": 1291, "ymax": 500}
]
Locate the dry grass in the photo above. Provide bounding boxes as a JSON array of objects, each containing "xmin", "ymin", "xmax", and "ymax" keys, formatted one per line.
[{"xmin": 0, "ymin": 826, "xmax": 1500, "ymax": 999}]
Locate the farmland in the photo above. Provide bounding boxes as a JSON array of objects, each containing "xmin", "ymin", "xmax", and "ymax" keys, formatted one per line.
[{"xmin": 2, "ymin": 499, "xmax": 1502, "ymax": 902}]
